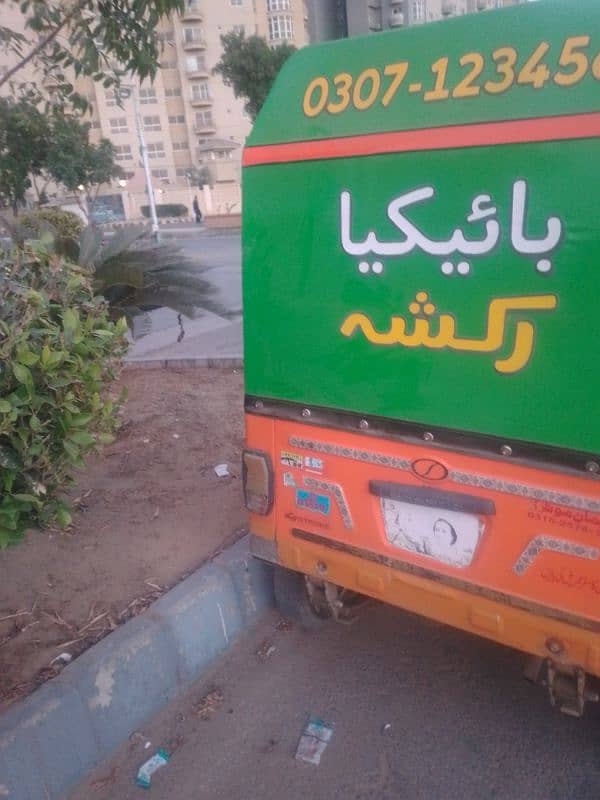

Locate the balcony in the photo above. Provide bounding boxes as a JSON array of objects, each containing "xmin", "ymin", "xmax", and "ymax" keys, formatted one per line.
[
  {"xmin": 186, "ymin": 66, "xmax": 209, "ymax": 80},
  {"xmin": 194, "ymin": 120, "xmax": 216, "ymax": 134},
  {"xmin": 182, "ymin": 31, "xmax": 206, "ymax": 50},
  {"xmin": 182, "ymin": 1, "xmax": 203, "ymax": 20},
  {"xmin": 190, "ymin": 93, "xmax": 212, "ymax": 107}
]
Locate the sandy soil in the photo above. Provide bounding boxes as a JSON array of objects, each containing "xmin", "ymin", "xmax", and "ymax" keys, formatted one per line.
[{"xmin": 0, "ymin": 366, "xmax": 246, "ymax": 712}]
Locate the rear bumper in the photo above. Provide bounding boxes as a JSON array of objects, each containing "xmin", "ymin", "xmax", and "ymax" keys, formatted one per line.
[{"xmin": 250, "ymin": 531, "xmax": 600, "ymax": 678}]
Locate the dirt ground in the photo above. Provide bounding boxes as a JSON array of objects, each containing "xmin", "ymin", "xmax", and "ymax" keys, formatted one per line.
[{"xmin": 0, "ymin": 367, "xmax": 246, "ymax": 712}]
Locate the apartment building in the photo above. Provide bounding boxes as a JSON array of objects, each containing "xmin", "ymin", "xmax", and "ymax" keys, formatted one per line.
[
  {"xmin": 1, "ymin": 0, "xmax": 309, "ymax": 221},
  {"xmin": 86, "ymin": 0, "xmax": 309, "ymax": 219},
  {"xmin": 307, "ymin": 0, "xmax": 526, "ymax": 38},
  {"xmin": 255, "ymin": 0, "xmax": 310, "ymax": 47}
]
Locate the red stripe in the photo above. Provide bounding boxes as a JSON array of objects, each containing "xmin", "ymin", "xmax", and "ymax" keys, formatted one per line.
[{"xmin": 243, "ymin": 112, "xmax": 600, "ymax": 167}]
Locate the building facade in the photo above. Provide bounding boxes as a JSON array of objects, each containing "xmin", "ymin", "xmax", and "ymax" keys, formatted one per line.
[
  {"xmin": 307, "ymin": 0, "xmax": 526, "ymax": 38},
  {"xmin": 1, "ymin": 0, "xmax": 310, "ymax": 222}
]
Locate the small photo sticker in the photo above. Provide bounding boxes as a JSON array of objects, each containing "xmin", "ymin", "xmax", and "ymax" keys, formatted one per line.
[
  {"xmin": 281, "ymin": 451, "xmax": 303, "ymax": 469},
  {"xmin": 303, "ymin": 456, "xmax": 324, "ymax": 474},
  {"xmin": 283, "ymin": 472, "xmax": 296, "ymax": 488},
  {"xmin": 295, "ymin": 489, "xmax": 330, "ymax": 517}
]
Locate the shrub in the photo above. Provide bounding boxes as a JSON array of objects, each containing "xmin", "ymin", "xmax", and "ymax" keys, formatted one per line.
[
  {"xmin": 140, "ymin": 203, "xmax": 188, "ymax": 219},
  {"xmin": 20, "ymin": 207, "xmax": 85, "ymax": 242},
  {"xmin": 0, "ymin": 242, "xmax": 128, "ymax": 546}
]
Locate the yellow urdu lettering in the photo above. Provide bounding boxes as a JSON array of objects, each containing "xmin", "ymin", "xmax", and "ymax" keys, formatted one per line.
[{"xmin": 340, "ymin": 293, "xmax": 557, "ymax": 374}]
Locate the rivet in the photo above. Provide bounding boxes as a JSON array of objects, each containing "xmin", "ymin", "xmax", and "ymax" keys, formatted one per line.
[
  {"xmin": 500, "ymin": 445, "xmax": 513, "ymax": 457},
  {"xmin": 359, "ymin": 419, "xmax": 369, "ymax": 430},
  {"xmin": 423, "ymin": 432, "xmax": 434, "ymax": 442},
  {"xmin": 546, "ymin": 637, "xmax": 564, "ymax": 656},
  {"xmin": 301, "ymin": 408, "xmax": 311, "ymax": 418},
  {"xmin": 316, "ymin": 561, "xmax": 327, "ymax": 575},
  {"xmin": 254, "ymin": 399, "xmax": 264, "ymax": 410},
  {"xmin": 586, "ymin": 461, "xmax": 599, "ymax": 474}
]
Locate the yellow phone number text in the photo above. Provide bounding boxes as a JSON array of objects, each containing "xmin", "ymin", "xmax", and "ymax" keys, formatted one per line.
[{"xmin": 302, "ymin": 36, "xmax": 600, "ymax": 118}]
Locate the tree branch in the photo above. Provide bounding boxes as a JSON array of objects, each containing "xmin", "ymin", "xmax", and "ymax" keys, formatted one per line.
[{"xmin": 0, "ymin": 0, "xmax": 88, "ymax": 90}]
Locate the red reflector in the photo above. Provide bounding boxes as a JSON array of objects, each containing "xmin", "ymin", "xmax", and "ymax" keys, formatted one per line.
[{"xmin": 242, "ymin": 449, "xmax": 273, "ymax": 515}]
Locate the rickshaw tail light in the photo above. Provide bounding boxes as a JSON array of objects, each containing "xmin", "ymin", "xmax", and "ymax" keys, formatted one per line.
[{"xmin": 242, "ymin": 449, "xmax": 273, "ymax": 515}]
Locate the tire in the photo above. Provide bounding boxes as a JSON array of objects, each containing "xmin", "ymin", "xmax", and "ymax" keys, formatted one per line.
[{"xmin": 273, "ymin": 565, "xmax": 332, "ymax": 631}]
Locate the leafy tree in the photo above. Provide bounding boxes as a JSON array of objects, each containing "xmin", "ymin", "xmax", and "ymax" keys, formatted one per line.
[
  {"xmin": 186, "ymin": 166, "xmax": 213, "ymax": 189},
  {"xmin": 0, "ymin": 97, "xmax": 49, "ymax": 213},
  {"xmin": 41, "ymin": 115, "xmax": 124, "ymax": 215},
  {"xmin": 213, "ymin": 30, "xmax": 296, "ymax": 121},
  {"xmin": 0, "ymin": 0, "xmax": 184, "ymax": 109},
  {"xmin": 0, "ymin": 100, "xmax": 123, "ymax": 223}
]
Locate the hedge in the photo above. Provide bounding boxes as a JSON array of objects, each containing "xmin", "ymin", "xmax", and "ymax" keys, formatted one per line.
[{"xmin": 140, "ymin": 203, "xmax": 188, "ymax": 219}]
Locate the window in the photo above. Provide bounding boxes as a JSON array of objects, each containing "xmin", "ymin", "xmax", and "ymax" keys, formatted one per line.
[
  {"xmin": 411, "ymin": 0, "xmax": 426, "ymax": 22},
  {"xmin": 90, "ymin": 120, "xmax": 101, "ymax": 129},
  {"xmin": 109, "ymin": 117, "xmax": 128, "ymax": 133},
  {"xmin": 268, "ymin": 14, "xmax": 293, "ymax": 40},
  {"xmin": 184, "ymin": 27, "xmax": 205, "ymax": 44},
  {"xmin": 157, "ymin": 30, "xmax": 175, "ymax": 43},
  {"xmin": 147, "ymin": 142, "xmax": 165, "ymax": 158},
  {"xmin": 191, "ymin": 81, "xmax": 210, "ymax": 101},
  {"xmin": 207, "ymin": 150, "xmax": 233, "ymax": 161},
  {"xmin": 143, "ymin": 115, "xmax": 161, "ymax": 131},
  {"xmin": 168, "ymin": 114, "xmax": 186, "ymax": 124},
  {"xmin": 114, "ymin": 145, "xmax": 133, "ymax": 162},
  {"xmin": 195, "ymin": 110, "xmax": 214, "ymax": 128},
  {"xmin": 267, "ymin": 0, "xmax": 290, "ymax": 10},
  {"xmin": 161, "ymin": 60, "xmax": 177, "ymax": 69},
  {"xmin": 139, "ymin": 87, "xmax": 157, "ymax": 104},
  {"xmin": 232, "ymin": 24, "xmax": 245, "ymax": 34},
  {"xmin": 172, "ymin": 141, "xmax": 189, "ymax": 150},
  {"xmin": 186, "ymin": 55, "xmax": 207, "ymax": 73},
  {"xmin": 176, "ymin": 167, "xmax": 190, "ymax": 178},
  {"xmin": 165, "ymin": 87, "xmax": 182, "ymax": 97},
  {"xmin": 230, "ymin": 0, "xmax": 242, "ymax": 6},
  {"xmin": 151, "ymin": 168, "xmax": 169, "ymax": 179},
  {"xmin": 368, "ymin": 8, "xmax": 382, "ymax": 29},
  {"xmin": 105, "ymin": 89, "xmax": 117, "ymax": 107}
]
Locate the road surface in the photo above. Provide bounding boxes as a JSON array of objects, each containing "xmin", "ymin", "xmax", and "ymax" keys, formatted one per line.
[{"xmin": 70, "ymin": 600, "xmax": 600, "ymax": 800}]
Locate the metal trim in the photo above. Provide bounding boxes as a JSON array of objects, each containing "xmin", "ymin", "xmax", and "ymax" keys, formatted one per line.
[
  {"xmin": 290, "ymin": 528, "xmax": 600, "ymax": 634},
  {"xmin": 303, "ymin": 477, "xmax": 353, "ymax": 529},
  {"xmin": 369, "ymin": 480, "xmax": 496, "ymax": 516},
  {"xmin": 245, "ymin": 395, "xmax": 599, "ymax": 477},
  {"xmin": 288, "ymin": 436, "xmax": 599, "ymax": 514}
]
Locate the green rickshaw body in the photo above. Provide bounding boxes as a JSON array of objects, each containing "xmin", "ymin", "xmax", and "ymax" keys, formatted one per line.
[{"xmin": 243, "ymin": 0, "xmax": 600, "ymax": 459}]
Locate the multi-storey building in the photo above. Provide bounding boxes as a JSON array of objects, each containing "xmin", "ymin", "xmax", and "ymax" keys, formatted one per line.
[
  {"xmin": 1, "ymin": 0, "xmax": 309, "ymax": 222},
  {"xmin": 306, "ymin": 0, "xmax": 526, "ymax": 38}
]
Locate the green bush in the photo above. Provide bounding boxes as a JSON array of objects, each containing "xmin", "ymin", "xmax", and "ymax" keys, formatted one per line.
[
  {"xmin": 140, "ymin": 203, "xmax": 188, "ymax": 219},
  {"xmin": 20, "ymin": 207, "xmax": 85, "ymax": 242},
  {"xmin": 0, "ymin": 242, "xmax": 128, "ymax": 546}
]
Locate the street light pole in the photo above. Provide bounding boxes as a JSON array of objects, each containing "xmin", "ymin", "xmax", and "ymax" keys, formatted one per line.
[{"xmin": 120, "ymin": 84, "xmax": 160, "ymax": 241}]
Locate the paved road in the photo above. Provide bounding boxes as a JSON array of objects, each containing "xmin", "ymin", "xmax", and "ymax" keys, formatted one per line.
[
  {"xmin": 70, "ymin": 601, "xmax": 600, "ymax": 800},
  {"xmin": 179, "ymin": 232, "xmax": 242, "ymax": 316},
  {"xmin": 126, "ymin": 231, "xmax": 242, "ymax": 360}
]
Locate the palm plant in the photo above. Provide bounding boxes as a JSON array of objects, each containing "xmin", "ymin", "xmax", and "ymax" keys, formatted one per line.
[{"xmin": 74, "ymin": 225, "xmax": 224, "ymax": 325}]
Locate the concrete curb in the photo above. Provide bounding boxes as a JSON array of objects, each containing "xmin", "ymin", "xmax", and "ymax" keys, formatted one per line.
[
  {"xmin": 0, "ymin": 538, "xmax": 274, "ymax": 800},
  {"xmin": 124, "ymin": 357, "xmax": 244, "ymax": 369}
]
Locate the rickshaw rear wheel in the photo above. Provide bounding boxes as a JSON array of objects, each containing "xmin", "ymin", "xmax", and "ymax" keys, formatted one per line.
[{"xmin": 273, "ymin": 565, "xmax": 333, "ymax": 630}]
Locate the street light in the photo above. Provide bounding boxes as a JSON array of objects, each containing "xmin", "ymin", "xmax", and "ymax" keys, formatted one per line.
[{"xmin": 118, "ymin": 84, "xmax": 160, "ymax": 242}]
